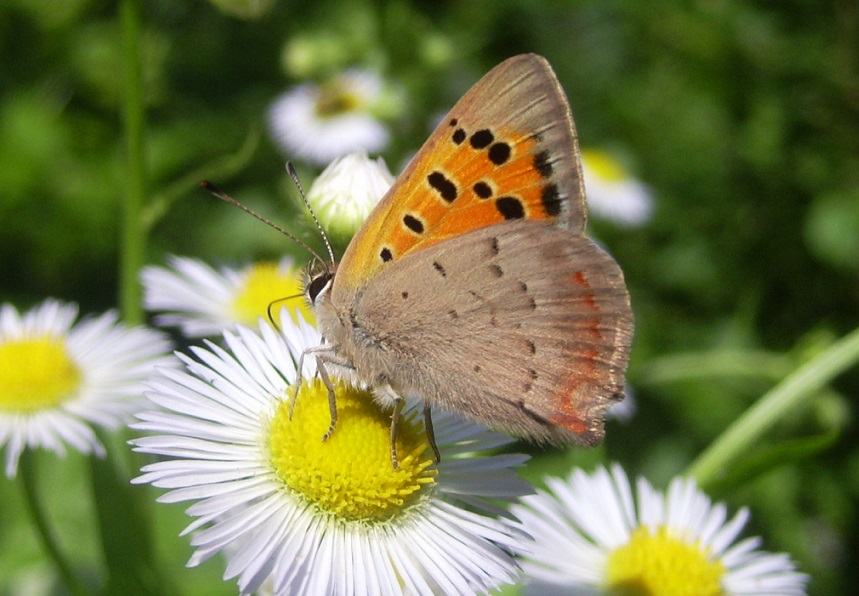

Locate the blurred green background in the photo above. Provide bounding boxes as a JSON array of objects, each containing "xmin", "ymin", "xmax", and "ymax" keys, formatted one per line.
[{"xmin": 1, "ymin": 0, "xmax": 857, "ymax": 594}]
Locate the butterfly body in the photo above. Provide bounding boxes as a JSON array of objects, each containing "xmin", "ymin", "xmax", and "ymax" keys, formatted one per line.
[{"xmin": 310, "ymin": 54, "xmax": 633, "ymax": 456}]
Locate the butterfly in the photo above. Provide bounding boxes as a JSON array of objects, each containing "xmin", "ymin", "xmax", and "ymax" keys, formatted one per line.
[{"xmin": 297, "ymin": 53, "xmax": 634, "ymax": 467}]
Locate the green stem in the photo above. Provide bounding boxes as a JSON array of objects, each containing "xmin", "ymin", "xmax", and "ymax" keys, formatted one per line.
[
  {"xmin": 141, "ymin": 126, "xmax": 261, "ymax": 233},
  {"xmin": 19, "ymin": 452, "xmax": 90, "ymax": 596},
  {"xmin": 89, "ymin": 429, "xmax": 164, "ymax": 595},
  {"xmin": 119, "ymin": 0, "xmax": 146, "ymax": 324},
  {"xmin": 636, "ymin": 350, "xmax": 790, "ymax": 386},
  {"xmin": 688, "ymin": 327, "xmax": 859, "ymax": 488}
]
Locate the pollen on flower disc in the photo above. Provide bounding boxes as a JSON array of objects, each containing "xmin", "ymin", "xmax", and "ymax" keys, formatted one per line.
[
  {"xmin": 0, "ymin": 337, "xmax": 81, "ymax": 411},
  {"xmin": 606, "ymin": 526, "xmax": 725, "ymax": 596},
  {"xmin": 268, "ymin": 379, "xmax": 437, "ymax": 520}
]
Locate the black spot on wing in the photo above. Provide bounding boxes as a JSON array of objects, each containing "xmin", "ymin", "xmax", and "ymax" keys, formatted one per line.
[
  {"xmin": 427, "ymin": 171, "xmax": 458, "ymax": 202},
  {"xmin": 542, "ymin": 184, "xmax": 562, "ymax": 216},
  {"xmin": 488, "ymin": 142, "xmax": 511, "ymax": 165},
  {"xmin": 403, "ymin": 214, "xmax": 425, "ymax": 234},
  {"xmin": 473, "ymin": 181, "xmax": 492, "ymax": 199},
  {"xmin": 470, "ymin": 129, "xmax": 494, "ymax": 149},
  {"xmin": 496, "ymin": 196, "xmax": 524, "ymax": 219},
  {"xmin": 534, "ymin": 150, "xmax": 553, "ymax": 178}
]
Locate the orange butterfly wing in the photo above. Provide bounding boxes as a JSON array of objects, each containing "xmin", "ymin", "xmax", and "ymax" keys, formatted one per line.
[{"xmin": 332, "ymin": 54, "xmax": 586, "ymax": 302}]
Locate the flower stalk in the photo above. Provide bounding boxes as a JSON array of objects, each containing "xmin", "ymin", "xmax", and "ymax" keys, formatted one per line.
[
  {"xmin": 689, "ymin": 326, "xmax": 859, "ymax": 488},
  {"xmin": 119, "ymin": 0, "xmax": 146, "ymax": 325},
  {"xmin": 19, "ymin": 452, "xmax": 90, "ymax": 596}
]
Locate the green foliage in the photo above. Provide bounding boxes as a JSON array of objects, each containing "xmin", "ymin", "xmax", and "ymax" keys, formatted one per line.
[{"xmin": 1, "ymin": 0, "xmax": 857, "ymax": 594}]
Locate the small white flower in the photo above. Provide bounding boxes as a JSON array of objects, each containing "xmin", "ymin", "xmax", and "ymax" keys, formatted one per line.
[
  {"xmin": 132, "ymin": 315, "xmax": 531, "ymax": 595},
  {"xmin": 581, "ymin": 149, "xmax": 653, "ymax": 227},
  {"xmin": 0, "ymin": 299, "xmax": 175, "ymax": 477},
  {"xmin": 269, "ymin": 70, "xmax": 390, "ymax": 166},
  {"xmin": 606, "ymin": 384, "xmax": 636, "ymax": 423},
  {"xmin": 512, "ymin": 464, "xmax": 808, "ymax": 595},
  {"xmin": 306, "ymin": 151, "xmax": 394, "ymax": 237},
  {"xmin": 142, "ymin": 256, "xmax": 312, "ymax": 338}
]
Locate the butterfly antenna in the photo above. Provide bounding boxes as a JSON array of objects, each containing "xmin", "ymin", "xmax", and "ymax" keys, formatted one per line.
[
  {"xmin": 201, "ymin": 181, "xmax": 328, "ymax": 266},
  {"xmin": 266, "ymin": 293, "xmax": 303, "ymax": 332},
  {"xmin": 286, "ymin": 162, "xmax": 336, "ymax": 266}
]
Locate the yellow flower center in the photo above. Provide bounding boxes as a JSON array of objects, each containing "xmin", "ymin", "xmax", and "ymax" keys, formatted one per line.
[
  {"xmin": 268, "ymin": 378, "xmax": 437, "ymax": 521},
  {"xmin": 229, "ymin": 262, "xmax": 314, "ymax": 327},
  {"xmin": 582, "ymin": 149, "xmax": 628, "ymax": 183},
  {"xmin": 606, "ymin": 526, "xmax": 725, "ymax": 596},
  {"xmin": 0, "ymin": 336, "xmax": 82, "ymax": 411},
  {"xmin": 315, "ymin": 82, "xmax": 361, "ymax": 118}
]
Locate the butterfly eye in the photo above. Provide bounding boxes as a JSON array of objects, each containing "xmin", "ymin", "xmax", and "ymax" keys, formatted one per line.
[{"xmin": 306, "ymin": 272, "xmax": 334, "ymax": 303}]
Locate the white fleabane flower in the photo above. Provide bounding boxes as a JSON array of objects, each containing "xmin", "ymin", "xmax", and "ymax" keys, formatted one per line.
[
  {"xmin": 142, "ymin": 256, "xmax": 312, "ymax": 338},
  {"xmin": 132, "ymin": 315, "xmax": 531, "ymax": 595},
  {"xmin": 269, "ymin": 70, "xmax": 391, "ymax": 166},
  {"xmin": 606, "ymin": 384, "xmax": 636, "ymax": 423},
  {"xmin": 306, "ymin": 151, "xmax": 394, "ymax": 238},
  {"xmin": 0, "ymin": 299, "xmax": 175, "ymax": 477},
  {"xmin": 512, "ymin": 464, "xmax": 808, "ymax": 595},
  {"xmin": 582, "ymin": 149, "xmax": 653, "ymax": 227}
]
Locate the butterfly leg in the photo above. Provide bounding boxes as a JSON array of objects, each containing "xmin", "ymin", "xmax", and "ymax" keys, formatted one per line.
[
  {"xmin": 389, "ymin": 396, "xmax": 405, "ymax": 469},
  {"xmin": 377, "ymin": 384, "xmax": 441, "ymax": 467},
  {"xmin": 288, "ymin": 346, "xmax": 320, "ymax": 420},
  {"xmin": 423, "ymin": 405, "xmax": 441, "ymax": 464},
  {"xmin": 290, "ymin": 344, "xmax": 351, "ymax": 443},
  {"xmin": 315, "ymin": 358, "xmax": 338, "ymax": 442},
  {"xmin": 387, "ymin": 399, "xmax": 441, "ymax": 468}
]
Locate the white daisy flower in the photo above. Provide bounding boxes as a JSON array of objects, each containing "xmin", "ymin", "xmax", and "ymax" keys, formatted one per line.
[
  {"xmin": 142, "ymin": 256, "xmax": 312, "ymax": 338},
  {"xmin": 306, "ymin": 150, "xmax": 394, "ymax": 238},
  {"xmin": 511, "ymin": 464, "xmax": 808, "ymax": 595},
  {"xmin": 131, "ymin": 315, "xmax": 531, "ymax": 595},
  {"xmin": 0, "ymin": 299, "xmax": 175, "ymax": 477},
  {"xmin": 269, "ymin": 69, "xmax": 391, "ymax": 166},
  {"xmin": 581, "ymin": 149, "xmax": 653, "ymax": 227}
]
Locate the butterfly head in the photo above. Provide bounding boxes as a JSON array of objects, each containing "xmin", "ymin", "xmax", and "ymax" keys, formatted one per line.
[{"xmin": 304, "ymin": 259, "xmax": 336, "ymax": 308}]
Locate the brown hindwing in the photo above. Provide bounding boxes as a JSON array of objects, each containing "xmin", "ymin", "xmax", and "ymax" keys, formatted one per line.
[{"xmin": 346, "ymin": 220, "xmax": 633, "ymax": 445}]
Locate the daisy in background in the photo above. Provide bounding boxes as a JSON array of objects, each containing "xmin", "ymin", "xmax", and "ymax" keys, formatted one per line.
[
  {"xmin": 581, "ymin": 149, "xmax": 653, "ymax": 227},
  {"xmin": 512, "ymin": 464, "xmax": 808, "ymax": 595},
  {"xmin": 305, "ymin": 150, "xmax": 394, "ymax": 238},
  {"xmin": 131, "ymin": 315, "xmax": 531, "ymax": 595},
  {"xmin": 0, "ymin": 299, "xmax": 174, "ymax": 477},
  {"xmin": 606, "ymin": 385, "xmax": 636, "ymax": 424},
  {"xmin": 144, "ymin": 152, "xmax": 394, "ymax": 339},
  {"xmin": 142, "ymin": 256, "xmax": 312, "ymax": 338},
  {"xmin": 269, "ymin": 69, "xmax": 395, "ymax": 166}
]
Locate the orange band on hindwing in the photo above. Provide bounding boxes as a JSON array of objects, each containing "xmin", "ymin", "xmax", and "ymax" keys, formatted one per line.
[{"xmin": 549, "ymin": 270, "xmax": 609, "ymax": 438}]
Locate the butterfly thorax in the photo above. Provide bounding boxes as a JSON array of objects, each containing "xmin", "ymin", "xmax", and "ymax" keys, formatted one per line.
[{"xmin": 313, "ymin": 280, "xmax": 408, "ymax": 405}]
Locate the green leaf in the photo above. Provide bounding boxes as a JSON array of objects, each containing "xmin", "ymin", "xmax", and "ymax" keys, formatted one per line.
[
  {"xmin": 89, "ymin": 430, "xmax": 169, "ymax": 596},
  {"xmin": 707, "ymin": 429, "xmax": 840, "ymax": 493}
]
